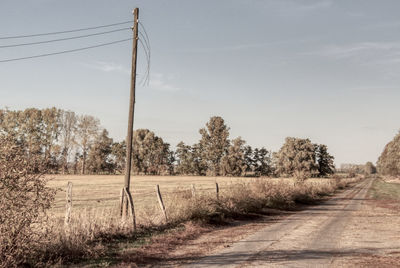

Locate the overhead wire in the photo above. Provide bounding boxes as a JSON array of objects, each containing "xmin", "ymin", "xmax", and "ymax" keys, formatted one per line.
[
  {"xmin": 0, "ymin": 38, "xmax": 132, "ymax": 63},
  {"xmin": 139, "ymin": 22, "xmax": 151, "ymax": 86},
  {"xmin": 0, "ymin": 19, "xmax": 150, "ymax": 80},
  {"xmin": 0, "ymin": 27, "xmax": 131, "ymax": 48},
  {"xmin": 138, "ymin": 32, "xmax": 150, "ymax": 55},
  {"xmin": 138, "ymin": 38, "xmax": 149, "ymax": 86},
  {"xmin": 0, "ymin": 20, "xmax": 133, "ymax": 40},
  {"xmin": 138, "ymin": 33, "xmax": 150, "ymax": 86},
  {"xmin": 139, "ymin": 21, "xmax": 151, "ymax": 51}
]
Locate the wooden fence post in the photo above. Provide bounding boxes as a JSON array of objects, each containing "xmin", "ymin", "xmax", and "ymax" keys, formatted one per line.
[
  {"xmin": 215, "ymin": 182, "xmax": 219, "ymax": 200},
  {"xmin": 64, "ymin": 181, "xmax": 72, "ymax": 227},
  {"xmin": 191, "ymin": 184, "xmax": 196, "ymax": 198},
  {"xmin": 119, "ymin": 188, "xmax": 125, "ymax": 217},
  {"xmin": 155, "ymin": 185, "xmax": 168, "ymax": 223}
]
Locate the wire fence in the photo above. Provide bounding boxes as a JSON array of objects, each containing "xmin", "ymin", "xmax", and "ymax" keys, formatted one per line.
[
  {"xmin": 51, "ymin": 179, "xmax": 251, "ymax": 223},
  {"xmin": 53, "ymin": 176, "xmax": 345, "ymax": 228}
]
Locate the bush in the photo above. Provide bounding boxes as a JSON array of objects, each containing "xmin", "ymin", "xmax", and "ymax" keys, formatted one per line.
[{"xmin": 0, "ymin": 135, "xmax": 55, "ymax": 267}]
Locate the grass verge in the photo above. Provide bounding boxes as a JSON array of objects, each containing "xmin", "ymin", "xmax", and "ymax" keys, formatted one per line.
[{"xmin": 369, "ymin": 179, "xmax": 400, "ymax": 201}]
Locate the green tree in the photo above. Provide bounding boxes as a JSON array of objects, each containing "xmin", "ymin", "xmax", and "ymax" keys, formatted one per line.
[
  {"xmin": 132, "ymin": 129, "xmax": 171, "ymax": 175},
  {"xmin": 377, "ymin": 131, "xmax": 400, "ymax": 175},
  {"xmin": 111, "ymin": 141, "xmax": 126, "ymax": 174},
  {"xmin": 40, "ymin": 108, "xmax": 62, "ymax": 172},
  {"xmin": 175, "ymin": 142, "xmax": 193, "ymax": 174},
  {"xmin": 191, "ymin": 143, "xmax": 207, "ymax": 175},
  {"xmin": 87, "ymin": 129, "xmax": 114, "ymax": 173},
  {"xmin": 0, "ymin": 108, "xmax": 62, "ymax": 172},
  {"xmin": 199, "ymin": 116, "xmax": 230, "ymax": 176},
  {"xmin": 175, "ymin": 142, "xmax": 207, "ymax": 175},
  {"xmin": 274, "ymin": 137, "xmax": 318, "ymax": 177},
  {"xmin": 315, "ymin": 144, "xmax": 335, "ymax": 176},
  {"xmin": 220, "ymin": 137, "xmax": 247, "ymax": 176},
  {"xmin": 365, "ymin": 161, "xmax": 377, "ymax": 175},
  {"xmin": 18, "ymin": 108, "xmax": 43, "ymax": 158},
  {"xmin": 167, "ymin": 149, "xmax": 176, "ymax": 175},
  {"xmin": 254, "ymin": 147, "xmax": 272, "ymax": 176},
  {"xmin": 40, "ymin": 108, "xmax": 62, "ymax": 160},
  {"xmin": 243, "ymin": 145, "xmax": 254, "ymax": 174}
]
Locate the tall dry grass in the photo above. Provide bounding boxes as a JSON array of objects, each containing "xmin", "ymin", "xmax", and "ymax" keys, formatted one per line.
[{"xmin": 165, "ymin": 176, "xmax": 359, "ymax": 224}]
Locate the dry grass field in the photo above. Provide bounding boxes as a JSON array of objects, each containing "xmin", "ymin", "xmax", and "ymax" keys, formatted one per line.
[
  {"xmin": 47, "ymin": 175, "xmax": 339, "ymax": 225},
  {"xmin": 48, "ymin": 175, "xmax": 251, "ymax": 216}
]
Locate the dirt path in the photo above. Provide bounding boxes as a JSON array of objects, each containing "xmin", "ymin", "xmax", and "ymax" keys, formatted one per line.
[{"xmin": 178, "ymin": 178, "xmax": 398, "ymax": 267}]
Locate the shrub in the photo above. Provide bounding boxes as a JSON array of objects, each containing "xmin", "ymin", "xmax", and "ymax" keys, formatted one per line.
[{"xmin": 0, "ymin": 135, "xmax": 55, "ymax": 267}]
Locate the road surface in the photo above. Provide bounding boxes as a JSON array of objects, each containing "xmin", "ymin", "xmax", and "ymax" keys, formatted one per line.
[{"xmin": 183, "ymin": 178, "xmax": 379, "ymax": 268}]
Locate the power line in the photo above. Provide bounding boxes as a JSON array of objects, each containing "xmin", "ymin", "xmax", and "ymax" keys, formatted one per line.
[
  {"xmin": 0, "ymin": 20, "xmax": 132, "ymax": 40},
  {"xmin": 138, "ymin": 38, "xmax": 150, "ymax": 86},
  {"xmin": 139, "ymin": 22, "xmax": 151, "ymax": 51},
  {"xmin": 138, "ymin": 31, "xmax": 151, "ymax": 84},
  {"xmin": 0, "ymin": 27, "xmax": 131, "ymax": 48},
  {"xmin": 139, "ymin": 32, "xmax": 150, "ymax": 53},
  {"xmin": 138, "ymin": 22, "xmax": 151, "ymax": 86},
  {"xmin": 0, "ymin": 38, "xmax": 132, "ymax": 63}
]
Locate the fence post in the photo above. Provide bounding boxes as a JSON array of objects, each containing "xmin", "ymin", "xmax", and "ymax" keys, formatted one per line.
[
  {"xmin": 155, "ymin": 185, "xmax": 168, "ymax": 223},
  {"xmin": 64, "ymin": 181, "xmax": 72, "ymax": 227},
  {"xmin": 119, "ymin": 188, "xmax": 125, "ymax": 217},
  {"xmin": 191, "ymin": 184, "xmax": 196, "ymax": 198},
  {"xmin": 215, "ymin": 182, "xmax": 219, "ymax": 200}
]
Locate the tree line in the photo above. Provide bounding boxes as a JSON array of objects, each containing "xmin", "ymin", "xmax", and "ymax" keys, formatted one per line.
[
  {"xmin": 0, "ymin": 108, "xmax": 336, "ymax": 177},
  {"xmin": 377, "ymin": 131, "xmax": 400, "ymax": 175}
]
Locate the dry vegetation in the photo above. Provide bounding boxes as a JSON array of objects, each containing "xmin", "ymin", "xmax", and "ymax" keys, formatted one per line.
[
  {"xmin": 13, "ymin": 174, "xmax": 360, "ymax": 267},
  {"xmin": 0, "ymin": 136, "xmax": 55, "ymax": 267}
]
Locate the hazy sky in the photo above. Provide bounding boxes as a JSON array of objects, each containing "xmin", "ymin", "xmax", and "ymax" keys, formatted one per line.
[{"xmin": 1, "ymin": 0, "xmax": 399, "ymax": 166}]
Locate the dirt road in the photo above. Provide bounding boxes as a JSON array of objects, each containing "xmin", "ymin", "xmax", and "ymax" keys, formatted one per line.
[{"xmin": 180, "ymin": 178, "xmax": 400, "ymax": 267}]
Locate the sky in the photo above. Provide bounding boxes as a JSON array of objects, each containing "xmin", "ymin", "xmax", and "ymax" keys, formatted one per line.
[{"xmin": 1, "ymin": 0, "xmax": 400, "ymax": 166}]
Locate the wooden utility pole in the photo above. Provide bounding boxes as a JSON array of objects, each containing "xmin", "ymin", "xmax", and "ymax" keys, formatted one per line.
[{"xmin": 122, "ymin": 7, "xmax": 139, "ymax": 221}]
